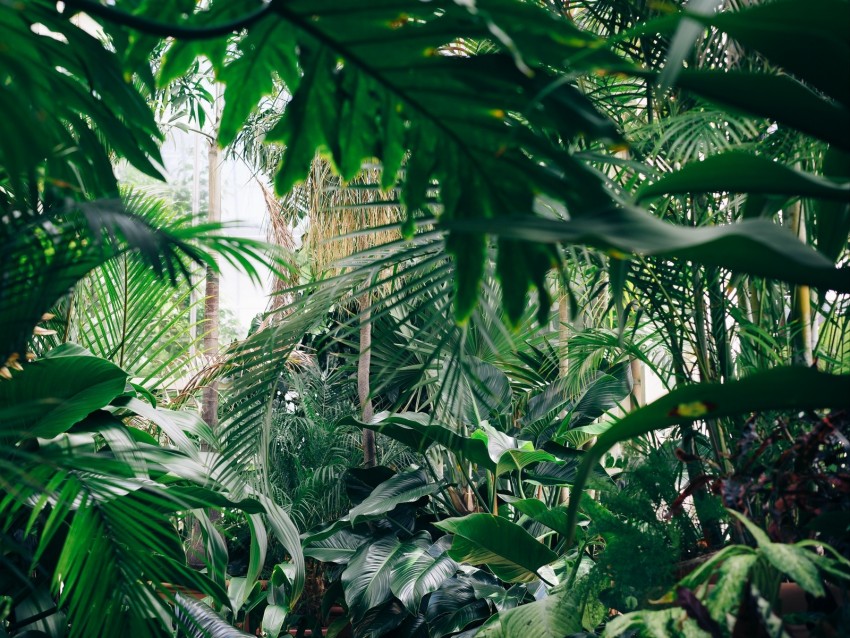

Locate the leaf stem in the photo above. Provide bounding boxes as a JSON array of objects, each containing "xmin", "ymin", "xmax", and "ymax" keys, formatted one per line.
[{"xmin": 62, "ymin": 0, "xmax": 272, "ymax": 40}]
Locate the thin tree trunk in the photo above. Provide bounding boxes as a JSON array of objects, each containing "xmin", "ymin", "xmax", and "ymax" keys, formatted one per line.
[
  {"xmin": 201, "ymin": 85, "xmax": 222, "ymax": 432},
  {"xmin": 559, "ymin": 288, "xmax": 570, "ymax": 505},
  {"xmin": 358, "ymin": 294, "xmax": 376, "ymax": 467},
  {"xmin": 629, "ymin": 357, "xmax": 644, "ymax": 410},
  {"xmin": 190, "ymin": 85, "xmax": 223, "ymax": 566},
  {"xmin": 789, "ymin": 199, "xmax": 813, "ymax": 366}
]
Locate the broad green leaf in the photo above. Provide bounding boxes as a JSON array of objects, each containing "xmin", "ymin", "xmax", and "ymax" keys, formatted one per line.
[
  {"xmin": 524, "ymin": 443, "xmax": 613, "ymax": 490},
  {"xmin": 175, "ymin": 595, "xmax": 253, "ymax": 638},
  {"xmin": 218, "ymin": 19, "xmax": 299, "ymax": 147},
  {"xmin": 706, "ymin": 554, "xmax": 758, "ymax": 621},
  {"xmin": 303, "ymin": 528, "xmax": 368, "ymax": 564},
  {"xmin": 565, "ymin": 368, "xmax": 850, "ymax": 544},
  {"xmin": 705, "ymin": 0, "xmax": 850, "ymax": 106},
  {"xmin": 344, "ymin": 413, "xmax": 496, "ymax": 472},
  {"xmin": 256, "ymin": 494, "xmax": 306, "ymax": 610},
  {"xmin": 447, "ymin": 206, "xmax": 850, "ymax": 293},
  {"xmin": 435, "ymin": 514, "xmax": 557, "ymax": 583},
  {"xmin": 814, "ymin": 147, "xmax": 850, "ymax": 261},
  {"xmin": 670, "ymin": 70, "xmax": 850, "ymax": 151},
  {"xmin": 425, "ymin": 577, "xmax": 492, "ymax": 637},
  {"xmin": 390, "ymin": 538, "xmax": 458, "ymax": 614},
  {"xmin": 761, "ymin": 544, "xmax": 825, "ymax": 598},
  {"xmin": 349, "ymin": 468, "xmax": 440, "ymax": 525},
  {"xmin": 262, "ymin": 604, "xmax": 288, "ymax": 638},
  {"xmin": 495, "ymin": 449, "xmax": 556, "ymax": 477},
  {"xmin": 508, "ymin": 499, "xmax": 570, "ymax": 538},
  {"xmin": 0, "ymin": 352, "xmax": 127, "ymax": 439},
  {"xmin": 342, "ymin": 534, "xmax": 428, "ymax": 622},
  {"xmin": 637, "ymin": 152, "xmax": 850, "ymax": 202},
  {"xmin": 474, "ymin": 589, "xmax": 583, "ymax": 638}
]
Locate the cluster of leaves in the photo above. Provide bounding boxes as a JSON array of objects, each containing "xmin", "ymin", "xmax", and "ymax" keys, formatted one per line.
[{"xmin": 0, "ymin": 344, "xmax": 303, "ymax": 638}]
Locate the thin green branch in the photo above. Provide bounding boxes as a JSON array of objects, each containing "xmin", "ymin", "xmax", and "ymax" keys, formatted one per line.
[{"xmin": 63, "ymin": 0, "xmax": 272, "ymax": 40}]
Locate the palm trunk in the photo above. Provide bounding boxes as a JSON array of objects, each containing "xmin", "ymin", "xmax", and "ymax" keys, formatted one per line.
[
  {"xmin": 358, "ymin": 294, "xmax": 376, "ymax": 466},
  {"xmin": 201, "ymin": 86, "xmax": 222, "ymax": 432},
  {"xmin": 789, "ymin": 199, "xmax": 813, "ymax": 366}
]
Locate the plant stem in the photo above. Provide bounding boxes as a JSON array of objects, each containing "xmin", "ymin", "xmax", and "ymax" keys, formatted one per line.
[{"xmin": 63, "ymin": 0, "xmax": 271, "ymax": 40}]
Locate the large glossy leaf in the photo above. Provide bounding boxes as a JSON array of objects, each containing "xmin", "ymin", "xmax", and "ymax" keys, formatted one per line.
[
  {"xmin": 390, "ymin": 537, "xmax": 458, "ymax": 614},
  {"xmin": 525, "ymin": 442, "xmax": 614, "ymax": 490},
  {"xmin": 728, "ymin": 510, "xmax": 825, "ymax": 598},
  {"xmin": 447, "ymin": 206, "xmax": 850, "ymax": 293},
  {"xmin": 507, "ymin": 499, "xmax": 571, "ymax": 539},
  {"xmin": 175, "ymin": 595, "xmax": 253, "ymax": 638},
  {"xmin": 435, "ymin": 514, "xmax": 557, "ymax": 583},
  {"xmin": 637, "ymin": 152, "xmax": 850, "ymax": 202},
  {"xmin": 473, "ymin": 589, "xmax": 583, "ymax": 638},
  {"xmin": 814, "ymin": 147, "xmax": 850, "ymax": 261},
  {"xmin": 304, "ymin": 528, "xmax": 369, "ymax": 564},
  {"xmin": 0, "ymin": 347, "xmax": 127, "ymax": 439},
  {"xmin": 565, "ymin": 368, "xmax": 850, "ymax": 544},
  {"xmin": 659, "ymin": 69, "xmax": 850, "ymax": 151},
  {"xmin": 344, "ymin": 413, "xmax": 495, "ymax": 472},
  {"xmin": 702, "ymin": 0, "xmax": 850, "ymax": 107},
  {"xmin": 349, "ymin": 468, "xmax": 441, "ymax": 525},
  {"xmin": 425, "ymin": 577, "xmax": 493, "ymax": 638},
  {"xmin": 342, "ymin": 533, "xmax": 429, "ymax": 623}
]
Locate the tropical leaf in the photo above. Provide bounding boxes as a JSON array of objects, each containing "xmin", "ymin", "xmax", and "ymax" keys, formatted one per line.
[
  {"xmin": 151, "ymin": 0, "xmax": 623, "ymax": 325},
  {"xmin": 390, "ymin": 537, "xmax": 458, "ymax": 615},
  {"xmin": 349, "ymin": 469, "xmax": 441, "ymax": 525},
  {"xmin": 637, "ymin": 152, "xmax": 850, "ymax": 202},
  {"xmin": 0, "ymin": 345, "xmax": 127, "ymax": 440},
  {"xmin": 446, "ymin": 206, "xmax": 850, "ymax": 293},
  {"xmin": 425, "ymin": 577, "xmax": 492, "ymax": 638},
  {"xmin": 434, "ymin": 514, "xmax": 557, "ymax": 583},
  {"xmin": 565, "ymin": 367, "xmax": 850, "ymax": 543},
  {"xmin": 342, "ymin": 533, "xmax": 429, "ymax": 623},
  {"xmin": 175, "ymin": 595, "xmax": 253, "ymax": 638},
  {"xmin": 472, "ymin": 589, "xmax": 583, "ymax": 638},
  {"xmin": 304, "ymin": 529, "xmax": 369, "ymax": 564}
]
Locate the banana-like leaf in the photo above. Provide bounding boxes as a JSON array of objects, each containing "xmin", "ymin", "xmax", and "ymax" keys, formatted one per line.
[
  {"xmin": 435, "ymin": 514, "xmax": 557, "ymax": 583},
  {"xmin": 814, "ymin": 147, "xmax": 850, "ymax": 261},
  {"xmin": 390, "ymin": 537, "xmax": 458, "ymax": 615},
  {"xmin": 637, "ymin": 152, "xmax": 850, "ymax": 202},
  {"xmin": 343, "ymin": 413, "xmax": 495, "ymax": 472},
  {"xmin": 565, "ymin": 367, "xmax": 850, "ymax": 544},
  {"xmin": 175, "ymin": 595, "xmax": 253, "ymax": 638},
  {"xmin": 425, "ymin": 578, "xmax": 493, "ymax": 638},
  {"xmin": 525, "ymin": 442, "xmax": 614, "ymax": 490},
  {"xmin": 446, "ymin": 206, "xmax": 850, "ymax": 293},
  {"xmin": 0, "ymin": 345, "xmax": 127, "ymax": 440},
  {"xmin": 506, "ymin": 499, "xmax": 571, "ymax": 539},
  {"xmin": 304, "ymin": 528, "xmax": 369, "ymax": 564},
  {"xmin": 349, "ymin": 469, "xmax": 441, "ymax": 525},
  {"xmin": 342, "ymin": 533, "xmax": 430, "ymax": 623},
  {"xmin": 472, "ymin": 589, "xmax": 583, "ymax": 638}
]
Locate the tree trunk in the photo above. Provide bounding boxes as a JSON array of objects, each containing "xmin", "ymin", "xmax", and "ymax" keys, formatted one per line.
[
  {"xmin": 358, "ymin": 294, "xmax": 376, "ymax": 467},
  {"xmin": 788, "ymin": 199, "xmax": 813, "ymax": 366},
  {"xmin": 201, "ymin": 86, "xmax": 222, "ymax": 432}
]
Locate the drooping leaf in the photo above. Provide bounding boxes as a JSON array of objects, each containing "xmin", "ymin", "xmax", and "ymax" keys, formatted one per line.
[
  {"xmin": 175, "ymin": 595, "xmax": 253, "ymax": 638},
  {"xmin": 0, "ymin": 350, "xmax": 127, "ymax": 440},
  {"xmin": 342, "ymin": 533, "xmax": 429, "ymax": 622},
  {"xmin": 637, "ymin": 152, "xmax": 850, "ymax": 202},
  {"xmin": 390, "ymin": 537, "xmax": 458, "ymax": 615},
  {"xmin": 435, "ymin": 514, "xmax": 557, "ymax": 583},
  {"xmin": 473, "ymin": 589, "xmax": 583, "ymax": 638},
  {"xmin": 446, "ymin": 206, "xmax": 850, "ymax": 293},
  {"xmin": 349, "ymin": 469, "xmax": 440, "ymax": 525},
  {"xmin": 565, "ymin": 368, "xmax": 850, "ymax": 544}
]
